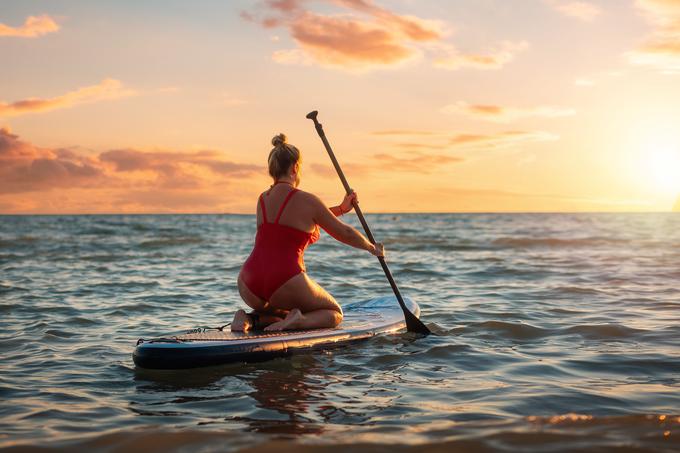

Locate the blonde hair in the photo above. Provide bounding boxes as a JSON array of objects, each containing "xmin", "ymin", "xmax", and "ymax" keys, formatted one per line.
[{"xmin": 268, "ymin": 133, "xmax": 300, "ymax": 180}]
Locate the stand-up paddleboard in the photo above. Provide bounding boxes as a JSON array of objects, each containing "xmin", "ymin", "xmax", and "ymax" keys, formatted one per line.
[{"xmin": 133, "ymin": 295, "xmax": 420, "ymax": 369}]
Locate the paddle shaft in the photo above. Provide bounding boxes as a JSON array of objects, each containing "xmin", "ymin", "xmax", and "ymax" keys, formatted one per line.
[{"xmin": 306, "ymin": 111, "xmax": 430, "ymax": 334}]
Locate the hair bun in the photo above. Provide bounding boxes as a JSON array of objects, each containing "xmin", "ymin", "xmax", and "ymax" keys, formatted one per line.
[{"xmin": 271, "ymin": 133, "xmax": 287, "ymax": 147}]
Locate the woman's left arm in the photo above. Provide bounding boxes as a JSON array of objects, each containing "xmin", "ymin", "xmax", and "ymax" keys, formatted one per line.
[{"xmin": 330, "ymin": 191, "xmax": 357, "ymax": 217}]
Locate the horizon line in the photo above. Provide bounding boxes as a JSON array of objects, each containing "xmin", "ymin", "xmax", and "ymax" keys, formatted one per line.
[{"xmin": 1, "ymin": 211, "xmax": 678, "ymax": 216}]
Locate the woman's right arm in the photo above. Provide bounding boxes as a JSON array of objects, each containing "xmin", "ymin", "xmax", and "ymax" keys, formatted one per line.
[{"xmin": 311, "ymin": 195, "xmax": 384, "ymax": 257}]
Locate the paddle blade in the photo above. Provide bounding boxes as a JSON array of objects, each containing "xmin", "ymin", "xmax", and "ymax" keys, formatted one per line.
[{"xmin": 404, "ymin": 308, "xmax": 430, "ymax": 334}]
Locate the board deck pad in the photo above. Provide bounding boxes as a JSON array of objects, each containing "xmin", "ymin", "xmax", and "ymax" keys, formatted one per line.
[{"xmin": 133, "ymin": 295, "xmax": 419, "ymax": 369}]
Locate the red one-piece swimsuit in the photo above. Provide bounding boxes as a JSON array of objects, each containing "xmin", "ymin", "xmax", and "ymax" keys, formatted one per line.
[{"xmin": 240, "ymin": 188, "xmax": 320, "ymax": 301}]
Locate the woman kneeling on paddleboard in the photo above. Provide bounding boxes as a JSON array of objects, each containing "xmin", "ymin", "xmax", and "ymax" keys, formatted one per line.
[{"xmin": 233, "ymin": 133, "xmax": 384, "ymax": 332}]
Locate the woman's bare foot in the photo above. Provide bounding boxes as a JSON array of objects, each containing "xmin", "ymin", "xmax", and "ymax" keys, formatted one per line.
[
  {"xmin": 264, "ymin": 308, "xmax": 303, "ymax": 331},
  {"xmin": 231, "ymin": 309, "xmax": 252, "ymax": 332}
]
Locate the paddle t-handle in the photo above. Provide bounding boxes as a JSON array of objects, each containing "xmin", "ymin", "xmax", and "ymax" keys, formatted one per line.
[{"xmin": 306, "ymin": 110, "xmax": 430, "ymax": 335}]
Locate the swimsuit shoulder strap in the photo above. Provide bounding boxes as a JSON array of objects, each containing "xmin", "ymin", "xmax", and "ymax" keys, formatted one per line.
[
  {"xmin": 274, "ymin": 188, "xmax": 298, "ymax": 224},
  {"xmin": 259, "ymin": 194, "xmax": 268, "ymax": 223}
]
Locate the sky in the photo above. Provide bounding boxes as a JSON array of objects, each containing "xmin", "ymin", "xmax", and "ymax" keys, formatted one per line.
[{"xmin": 1, "ymin": 0, "xmax": 680, "ymax": 214}]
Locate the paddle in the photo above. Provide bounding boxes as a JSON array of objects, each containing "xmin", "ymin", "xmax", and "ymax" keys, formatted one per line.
[{"xmin": 306, "ymin": 110, "xmax": 430, "ymax": 335}]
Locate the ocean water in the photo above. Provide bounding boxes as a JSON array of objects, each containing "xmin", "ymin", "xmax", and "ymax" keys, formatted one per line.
[{"xmin": 1, "ymin": 213, "xmax": 679, "ymax": 452}]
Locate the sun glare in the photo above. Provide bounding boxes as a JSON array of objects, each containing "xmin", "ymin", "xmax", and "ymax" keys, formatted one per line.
[
  {"xmin": 629, "ymin": 121, "xmax": 680, "ymax": 198},
  {"xmin": 645, "ymin": 144, "xmax": 680, "ymax": 194}
]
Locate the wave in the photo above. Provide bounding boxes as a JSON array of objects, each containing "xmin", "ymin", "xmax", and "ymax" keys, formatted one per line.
[
  {"xmin": 550, "ymin": 286, "xmax": 608, "ymax": 296},
  {"xmin": 77, "ymin": 228, "xmax": 117, "ymax": 236},
  {"xmin": 0, "ymin": 283, "xmax": 28, "ymax": 294},
  {"xmin": 44, "ymin": 329, "xmax": 79, "ymax": 339},
  {"xmin": 105, "ymin": 302, "xmax": 162, "ymax": 315},
  {"xmin": 492, "ymin": 236, "xmax": 625, "ymax": 249},
  {"xmin": 88, "ymin": 280, "xmax": 159, "ymax": 290},
  {"xmin": 139, "ymin": 236, "xmax": 204, "ymax": 248},
  {"xmin": 456, "ymin": 321, "xmax": 647, "ymax": 342},
  {"xmin": 3, "ymin": 414, "xmax": 677, "ymax": 452},
  {"xmin": 81, "ymin": 254, "xmax": 127, "ymax": 262},
  {"xmin": 563, "ymin": 324, "xmax": 645, "ymax": 340},
  {"xmin": 464, "ymin": 320, "xmax": 550, "ymax": 340},
  {"xmin": 0, "ymin": 235, "xmax": 39, "ymax": 248}
]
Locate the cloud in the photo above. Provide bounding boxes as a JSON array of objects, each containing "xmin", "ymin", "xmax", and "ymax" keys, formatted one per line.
[
  {"xmin": 113, "ymin": 190, "xmax": 229, "ymax": 212},
  {"xmin": 309, "ymin": 151, "xmax": 461, "ymax": 176},
  {"xmin": 246, "ymin": 0, "xmax": 443, "ymax": 70},
  {"xmin": 574, "ymin": 77, "xmax": 596, "ymax": 86},
  {"xmin": 628, "ymin": 0, "xmax": 680, "ymax": 72},
  {"xmin": 272, "ymin": 48, "xmax": 314, "ymax": 65},
  {"xmin": 332, "ymin": 0, "xmax": 442, "ymax": 41},
  {"xmin": 0, "ymin": 14, "xmax": 59, "ymax": 38},
  {"xmin": 371, "ymin": 130, "xmax": 442, "ymax": 136},
  {"xmin": 100, "ymin": 148, "xmax": 260, "ymax": 178},
  {"xmin": 0, "ymin": 79, "xmax": 137, "ymax": 118},
  {"xmin": 371, "ymin": 152, "xmax": 462, "ymax": 172},
  {"xmin": 0, "ymin": 127, "xmax": 104, "ymax": 193},
  {"xmin": 100, "ymin": 149, "xmax": 260, "ymax": 188},
  {"xmin": 448, "ymin": 130, "xmax": 558, "ymax": 149},
  {"xmin": 286, "ymin": 11, "xmax": 422, "ymax": 69},
  {"xmin": 441, "ymin": 102, "xmax": 575, "ymax": 122},
  {"xmin": 374, "ymin": 129, "xmax": 558, "ymax": 151},
  {"xmin": 432, "ymin": 41, "xmax": 528, "ymax": 71},
  {"xmin": 548, "ymin": 1, "xmax": 601, "ymax": 21},
  {"xmin": 244, "ymin": 0, "xmax": 522, "ymax": 72},
  {"xmin": 0, "ymin": 129, "xmax": 262, "ymax": 194}
]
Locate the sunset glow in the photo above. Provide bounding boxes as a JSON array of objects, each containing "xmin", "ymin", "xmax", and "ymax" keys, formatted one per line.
[
  {"xmin": 647, "ymin": 146, "xmax": 680, "ymax": 194},
  {"xmin": 1, "ymin": 0, "xmax": 680, "ymax": 213}
]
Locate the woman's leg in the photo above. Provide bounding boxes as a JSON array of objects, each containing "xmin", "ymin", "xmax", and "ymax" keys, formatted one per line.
[{"xmin": 264, "ymin": 273, "xmax": 343, "ymax": 331}]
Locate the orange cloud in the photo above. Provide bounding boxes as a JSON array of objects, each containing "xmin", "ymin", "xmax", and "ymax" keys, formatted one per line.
[
  {"xmin": 0, "ymin": 129, "xmax": 261, "ymax": 195},
  {"xmin": 371, "ymin": 152, "xmax": 462, "ymax": 172},
  {"xmin": 253, "ymin": 0, "xmax": 444, "ymax": 71},
  {"xmin": 245, "ymin": 0, "xmax": 522, "ymax": 71},
  {"xmin": 0, "ymin": 128, "xmax": 104, "ymax": 193},
  {"xmin": 433, "ymin": 41, "xmax": 528, "ymax": 71},
  {"xmin": 100, "ymin": 149, "xmax": 260, "ymax": 188},
  {"xmin": 268, "ymin": 0, "xmax": 305, "ymax": 14},
  {"xmin": 375, "ymin": 129, "xmax": 558, "ymax": 151},
  {"xmin": 309, "ymin": 150, "xmax": 461, "ymax": 176},
  {"xmin": 441, "ymin": 102, "xmax": 576, "ymax": 122},
  {"xmin": 629, "ymin": 0, "xmax": 680, "ymax": 72},
  {"xmin": 449, "ymin": 130, "xmax": 558, "ymax": 149},
  {"xmin": 0, "ymin": 79, "xmax": 136, "ymax": 118},
  {"xmin": 0, "ymin": 14, "xmax": 59, "ymax": 38},
  {"xmin": 548, "ymin": 1, "xmax": 601, "ymax": 21},
  {"xmin": 372, "ymin": 130, "xmax": 442, "ymax": 137},
  {"xmin": 288, "ymin": 11, "xmax": 420, "ymax": 68},
  {"xmin": 331, "ymin": 0, "xmax": 442, "ymax": 41}
]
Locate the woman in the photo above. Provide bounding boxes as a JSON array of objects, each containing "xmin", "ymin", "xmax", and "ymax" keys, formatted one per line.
[{"xmin": 233, "ymin": 133, "xmax": 384, "ymax": 332}]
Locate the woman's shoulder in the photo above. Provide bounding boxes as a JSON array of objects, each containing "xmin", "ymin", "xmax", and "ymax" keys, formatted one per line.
[{"xmin": 293, "ymin": 189, "xmax": 323, "ymax": 205}]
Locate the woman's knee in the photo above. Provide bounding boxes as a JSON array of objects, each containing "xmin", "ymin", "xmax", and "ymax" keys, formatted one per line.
[{"xmin": 311, "ymin": 283, "xmax": 341, "ymax": 314}]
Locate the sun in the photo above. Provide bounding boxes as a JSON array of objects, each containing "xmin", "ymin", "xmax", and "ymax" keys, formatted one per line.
[
  {"xmin": 645, "ymin": 144, "xmax": 680, "ymax": 194},
  {"xmin": 624, "ymin": 118, "xmax": 680, "ymax": 201}
]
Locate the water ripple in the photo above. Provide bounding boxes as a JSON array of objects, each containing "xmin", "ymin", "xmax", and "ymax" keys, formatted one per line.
[{"xmin": 1, "ymin": 213, "xmax": 679, "ymax": 452}]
